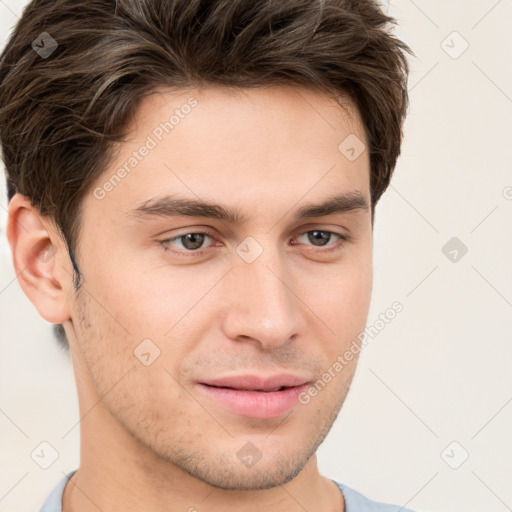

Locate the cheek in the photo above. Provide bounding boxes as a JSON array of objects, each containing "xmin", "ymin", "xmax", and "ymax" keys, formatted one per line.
[
  {"xmin": 303, "ymin": 250, "xmax": 373, "ymax": 340},
  {"xmin": 73, "ymin": 289, "xmax": 187, "ymax": 420},
  {"xmin": 79, "ymin": 247, "xmax": 173, "ymax": 340}
]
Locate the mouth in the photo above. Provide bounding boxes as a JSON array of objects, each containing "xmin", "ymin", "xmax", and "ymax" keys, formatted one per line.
[
  {"xmin": 204, "ymin": 385, "xmax": 291, "ymax": 392},
  {"xmin": 196, "ymin": 374, "xmax": 311, "ymax": 419}
]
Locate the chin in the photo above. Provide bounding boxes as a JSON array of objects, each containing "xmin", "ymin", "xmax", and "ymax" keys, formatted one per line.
[
  {"xmin": 191, "ymin": 463, "xmax": 305, "ymax": 491},
  {"xmin": 171, "ymin": 445, "xmax": 314, "ymax": 491}
]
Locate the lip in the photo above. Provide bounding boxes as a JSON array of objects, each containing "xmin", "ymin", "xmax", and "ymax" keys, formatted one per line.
[{"xmin": 196, "ymin": 374, "xmax": 311, "ymax": 419}]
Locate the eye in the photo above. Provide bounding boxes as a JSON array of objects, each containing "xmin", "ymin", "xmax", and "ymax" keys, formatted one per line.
[
  {"xmin": 160, "ymin": 231, "xmax": 216, "ymax": 255},
  {"xmin": 293, "ymin": 230, "xmax": 348, "ymax": 252}
]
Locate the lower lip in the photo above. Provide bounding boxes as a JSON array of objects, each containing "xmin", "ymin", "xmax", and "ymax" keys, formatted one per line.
[{"xmin": 196, "ymin": 383, "xmax": 310, "ymax": 419}]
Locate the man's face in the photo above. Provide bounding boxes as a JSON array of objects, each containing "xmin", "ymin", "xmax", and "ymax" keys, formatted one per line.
[{"xmin": 68, "ymin": 86, "xmax": 372, "ymax": 489}]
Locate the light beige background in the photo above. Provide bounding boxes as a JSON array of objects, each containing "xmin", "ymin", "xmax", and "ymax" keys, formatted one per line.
[{"xmin": 1, "ymin": 1, "xmax": 511, "ymax": 511}]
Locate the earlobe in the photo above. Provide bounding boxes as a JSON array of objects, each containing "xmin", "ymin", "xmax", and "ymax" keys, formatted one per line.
[{"xmin": 6, "ymin": 193, "xmax": 72, "ymax": 325}]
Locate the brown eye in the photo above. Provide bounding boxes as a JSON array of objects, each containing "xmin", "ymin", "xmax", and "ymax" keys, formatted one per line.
[
  {"xmin": 177, "ymin": 233, "xmax": 207, "ymax": 250},
  {"xmin": 294, "ymin": 230, "xmax": 347, "ymax": 251},
  {"xmin": 161, "ymin": 231, "xmax": 215, "ymax": 254},
  {"xmin": 306, "ymin": 230, "xmax": 331, "ymax": 246}
]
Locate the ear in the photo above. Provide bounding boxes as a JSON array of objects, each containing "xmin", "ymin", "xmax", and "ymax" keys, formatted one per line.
[{"xmin": 6, "ymin": 193, "xmax": 73, "ymax": 324}]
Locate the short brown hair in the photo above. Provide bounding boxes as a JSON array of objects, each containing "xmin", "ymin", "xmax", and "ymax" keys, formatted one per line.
[{"xmin": 0, "ymin": 0, "xmax": 412, "ymax": 349}]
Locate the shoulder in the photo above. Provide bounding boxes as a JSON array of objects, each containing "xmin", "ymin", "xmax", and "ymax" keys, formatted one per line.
[
  {"xmin": 333, "ymin": 480, "xmax": 417, "ymax": 512},
  {"xmin": 39, "ymin": 470, "xmax": 77, "ymax": 512}
]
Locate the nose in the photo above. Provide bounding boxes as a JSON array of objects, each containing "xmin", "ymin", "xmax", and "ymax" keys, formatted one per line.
[{"xmin": 220, "ymin": 246, "xmax": 301, "ymax": 350}]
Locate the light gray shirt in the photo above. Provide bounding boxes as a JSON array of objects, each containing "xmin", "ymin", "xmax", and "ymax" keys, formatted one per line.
[{"xmin": 40, "ymin": 470, "xmax": 416, "ymax": 511}]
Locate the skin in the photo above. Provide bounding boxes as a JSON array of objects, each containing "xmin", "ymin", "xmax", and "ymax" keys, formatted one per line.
[{"xmin": 7, "ymin": 85, "xmax": 373, "ymax": 512}]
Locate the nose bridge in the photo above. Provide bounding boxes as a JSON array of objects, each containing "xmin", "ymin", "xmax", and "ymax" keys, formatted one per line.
[{"xmin": 221, "ymin": 241, "xmax": 300, "ymax": 348}]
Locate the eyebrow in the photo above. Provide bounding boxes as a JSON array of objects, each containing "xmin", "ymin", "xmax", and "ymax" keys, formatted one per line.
[{"xmin": 127, "ymin": 191, "xmax": 369, "ymax": 224}]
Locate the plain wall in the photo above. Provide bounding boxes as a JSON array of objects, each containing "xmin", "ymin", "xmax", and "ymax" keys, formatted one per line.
[{"xmin": 1, "ymin": 1, "xmax": 511, "ymax": 511}]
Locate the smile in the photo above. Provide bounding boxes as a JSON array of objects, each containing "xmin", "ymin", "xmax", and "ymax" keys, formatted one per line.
[{"xmin": 196, "ymin": 374, "xmax": 311, "ymax": 419}]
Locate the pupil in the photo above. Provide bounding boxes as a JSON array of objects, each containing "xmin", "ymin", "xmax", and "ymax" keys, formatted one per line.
[
  {"xmin": 183, "ymin": 233, "xmax": 204, "ymax": 250},
  {"xmin": 309, "ymin": 230, "xmax": 329, "ymax": 246}
]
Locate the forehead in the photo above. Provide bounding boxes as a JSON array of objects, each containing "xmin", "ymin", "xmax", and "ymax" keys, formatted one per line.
[
  {"xmin": 132, "ymin": 84, "xmax": 366, "ymax": 151},
  {"xmin": 85, "ymin": 85, "xmax": 370, "ymax": 225}
]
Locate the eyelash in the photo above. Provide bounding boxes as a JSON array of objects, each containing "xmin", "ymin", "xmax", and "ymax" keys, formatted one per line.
[{"xmin": 159, "ymin": 228, "xmax": 350, "ymax": 257}]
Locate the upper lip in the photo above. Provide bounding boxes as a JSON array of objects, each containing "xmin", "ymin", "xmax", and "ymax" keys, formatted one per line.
[{"xmin": 199, "ymin": 374, "xmax": 311, "ymax": 391}]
